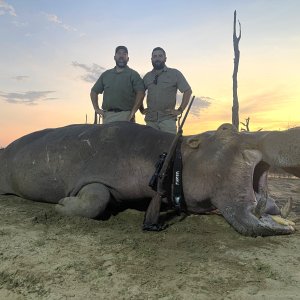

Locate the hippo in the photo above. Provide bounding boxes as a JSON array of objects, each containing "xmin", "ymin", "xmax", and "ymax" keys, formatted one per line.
[{"xmin": 0, "ymin": 122, "xmax": 299, "ymax": 236}]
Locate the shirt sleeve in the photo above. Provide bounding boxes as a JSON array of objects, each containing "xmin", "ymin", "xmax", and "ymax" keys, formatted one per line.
[
  {"xmin": 142, "ymin": 73, "xmax": 151, "ymax": 91},
  {"xmin": 176, "ymin": 70, "xmax": 191, "ymax": 93},
  {"xmin": 131, "ymin": 71, "xmax": 145, "ymax": 92},
  {"xmin": 91, "ymin": 73, "xmax": 104, "ymax": 94}
]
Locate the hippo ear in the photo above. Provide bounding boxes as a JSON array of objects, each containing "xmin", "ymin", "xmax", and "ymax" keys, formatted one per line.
[
  {"xmin": 186, "ymin": 137, "xmax": 201, "ymax": 149},
  {"xmin": 242, "ymin": 149, "xmax": 262, "ymax": 164}
]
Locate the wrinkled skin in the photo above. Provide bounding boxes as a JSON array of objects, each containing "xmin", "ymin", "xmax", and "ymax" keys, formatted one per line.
[{"xmin": 0, "ymin": 122, "xmax": 299, "ymax": 236}]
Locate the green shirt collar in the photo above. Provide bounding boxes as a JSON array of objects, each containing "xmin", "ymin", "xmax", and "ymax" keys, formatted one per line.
[{"xmin": 113, "ymin": 65, "xmax": 130, "ymax": 73}]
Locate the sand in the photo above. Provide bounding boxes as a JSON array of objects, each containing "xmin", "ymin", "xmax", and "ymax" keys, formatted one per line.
[{"xmin": 0, "ymin": 177, "xmax": 299, "ymax": 300}]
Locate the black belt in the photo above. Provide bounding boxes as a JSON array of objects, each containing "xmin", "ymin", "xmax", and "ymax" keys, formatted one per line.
[{"xmin": 107, "ymin": 108, "xmax": 123, "ymax": 112}]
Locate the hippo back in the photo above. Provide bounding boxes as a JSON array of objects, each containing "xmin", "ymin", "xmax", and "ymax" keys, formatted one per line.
[{"xmin": 0, "ymin": 122, "xmax": 174, "ymax": 203}]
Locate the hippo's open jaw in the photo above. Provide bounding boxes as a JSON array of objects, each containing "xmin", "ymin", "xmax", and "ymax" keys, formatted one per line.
[
  {"xmin": 218, "ymin": 150, "xmax": 296, "ymax": 237},
  {"xmin": 250, "ymin": 159, "xmax": 295, "ymax": 236}
]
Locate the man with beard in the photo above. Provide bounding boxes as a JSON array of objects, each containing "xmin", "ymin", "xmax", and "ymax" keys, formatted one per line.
[
  {"xmin": 142, "ymin": 47, "xmax": 192, "ymax": 134},
  {"xmin": 90, "ymin": 46, "xmax": 145, "ymax": 124}
]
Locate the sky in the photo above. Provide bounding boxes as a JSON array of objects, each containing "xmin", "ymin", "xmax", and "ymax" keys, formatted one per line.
[{"xmin": 1, "ymin": 0, "xmax": 300, "ymax": 147}]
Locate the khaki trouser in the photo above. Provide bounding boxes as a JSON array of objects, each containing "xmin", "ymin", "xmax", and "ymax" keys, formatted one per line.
[
  {"xmin": 103, "ymin": 111, "xmax": 131, "ymax": 124},
  {"xmin": 146, "ymin": 118, "xmax": 177, "ymax": 134}
]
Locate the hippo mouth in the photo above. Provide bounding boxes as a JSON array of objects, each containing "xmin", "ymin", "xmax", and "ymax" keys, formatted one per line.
[
  {"xmin": 250, "ymin": 159, "xmax": 295, "ymax": 235},
  {"xmin": 218, "ymin": 150, "xmax": 295, "ymax": 237}
]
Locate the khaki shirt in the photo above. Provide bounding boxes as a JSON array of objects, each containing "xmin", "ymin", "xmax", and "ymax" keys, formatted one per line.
[
  {"xmin": 92, "ymin": 66, "xmax": 144, "ymax": 111},
  {"xmin": 143, "ymin": 66, "xmax": 191, "ymax": 121}
]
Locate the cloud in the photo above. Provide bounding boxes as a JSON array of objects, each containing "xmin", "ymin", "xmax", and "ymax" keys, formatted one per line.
[
  {"xmin": 11, "ymin": 20, "xmax": 27, "ymax": 27},
  {"xmin": 11, "ymin": 75, "xmax": 29, "ymax": 81},
  {"xmin": 176, "ymin": 95, "xmax": 212, "ymax": 118},
  {"xmin": 240, "ymin": 89, "xmax": 290, "ymax": 115},
  {"xmin": 190, "ymin": 97, "xmax": 213, "ymax": 117},
  {"xmin": 0, "ymin": 0, "xmax": 16, "ymax": 16},
  {"xmin": 44, "ymin": 13, "xmax": 79, "ymax": 33},
  {"xmin": 72, "ymin": 61, "xmax": 106, "ymax": 83},
  {"xmin": 0, "ymin": 91, "xmax": 57, "ymax": 105}
]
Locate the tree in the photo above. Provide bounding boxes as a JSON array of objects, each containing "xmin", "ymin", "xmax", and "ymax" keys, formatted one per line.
[
  {"xmin": 232, "ymin": 10, "xmax": 241, "ymax": 131},
  {"xmin": 240, "ymin": 117, "xmax": 250, "ymax": 132}
]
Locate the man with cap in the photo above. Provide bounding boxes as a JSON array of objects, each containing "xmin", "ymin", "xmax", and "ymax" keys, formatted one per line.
[
  {"xmin": 142, "ymin": 47, "xmax": 192, "ymax": 134},
  {"xmin": 90, "ymin": 46, "xmax": 145, "ymax": 123}
]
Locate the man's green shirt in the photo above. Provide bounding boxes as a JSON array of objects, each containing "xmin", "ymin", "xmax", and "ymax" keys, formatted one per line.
[
  {"xmin": 92, "ymin": 66, "xmax": 144, "ymax": 111},
  {"xmin": 143, "ymin": 66, "xmax": 191, "ymax": 121}
]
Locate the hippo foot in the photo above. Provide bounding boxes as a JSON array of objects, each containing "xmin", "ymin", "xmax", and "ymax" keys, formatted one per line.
[{"xmin": 142, "ymin": 223, "xmax": 168, "ymax": 231}]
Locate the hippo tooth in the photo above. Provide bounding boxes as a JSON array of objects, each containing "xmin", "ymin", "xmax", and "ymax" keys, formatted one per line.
[
  {"xmin": 280, "ymin": 197, "xmax": 293, "ymax": 218},
  {"xmin": 271, "ymin": 215, "xmax": 296, "ymax": 226},
  {"xmin": 254, "ymin": 188, "xmax": 267, "ymax": 218}
]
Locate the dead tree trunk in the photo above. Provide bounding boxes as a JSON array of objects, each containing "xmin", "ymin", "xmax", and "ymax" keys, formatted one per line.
[{"xmin": 232, "ymin": 10, "xmax": 241, "ymax": 131}]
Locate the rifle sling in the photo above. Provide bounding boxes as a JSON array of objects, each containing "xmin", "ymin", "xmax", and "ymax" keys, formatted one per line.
[{"xmin": 171, "ymin": 137, "xmax": 185, "ymax": 214}]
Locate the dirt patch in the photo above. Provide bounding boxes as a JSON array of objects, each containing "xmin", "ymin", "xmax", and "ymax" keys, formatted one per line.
[{"xmin": 0, "ymin": 177, "xmax": 300, "ymax": 299}]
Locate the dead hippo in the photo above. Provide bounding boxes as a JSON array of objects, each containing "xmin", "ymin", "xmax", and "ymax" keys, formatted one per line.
[{"xmin": 0, "ymin": 122, "xmax": 299, "ymax": 236}]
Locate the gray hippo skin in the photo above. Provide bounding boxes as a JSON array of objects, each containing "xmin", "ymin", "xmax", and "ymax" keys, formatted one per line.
[{"xmin": 0, "ymin": 122, "xmax": 299, "ymax": 236}]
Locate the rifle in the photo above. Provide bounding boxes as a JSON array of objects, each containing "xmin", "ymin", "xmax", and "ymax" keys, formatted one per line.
[{"xmin": 143, "ymin": 96, "xmax": 195, "ymax": 231}]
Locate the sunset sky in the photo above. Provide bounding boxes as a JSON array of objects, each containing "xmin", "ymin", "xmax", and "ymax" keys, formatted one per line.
[{"xmin": 1, "ymin": 0, "xmax": 299, "ymax": 147}]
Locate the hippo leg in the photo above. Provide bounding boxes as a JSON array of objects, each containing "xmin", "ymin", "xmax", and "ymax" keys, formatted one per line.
[{"xmin": 55, "ymin": 183, "xmax": 110, "ymax": 218}]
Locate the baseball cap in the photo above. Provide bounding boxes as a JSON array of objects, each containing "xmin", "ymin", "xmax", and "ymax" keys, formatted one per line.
[{"xmin": 115, "ymin": 45, "xmax": 128, "ymax": 54}]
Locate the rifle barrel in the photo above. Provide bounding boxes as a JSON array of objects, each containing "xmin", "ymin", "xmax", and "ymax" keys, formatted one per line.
[
  {"xmin": 180, "ymin": 95, "xmax": 195, "ymax": 130},
  {"xmin": 157, "ymin": 95, "xmax": 195, "ymax": 183}
]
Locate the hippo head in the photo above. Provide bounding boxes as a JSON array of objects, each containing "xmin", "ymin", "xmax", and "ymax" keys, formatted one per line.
[{"xmin": 182, "ymin": 123, "xmax": 295, "ymax": 237}]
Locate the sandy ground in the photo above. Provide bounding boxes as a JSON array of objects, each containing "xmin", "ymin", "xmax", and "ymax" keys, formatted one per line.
[{"xmin": 0, "ymin": 177, "xmax": 300, "ymax": 300}]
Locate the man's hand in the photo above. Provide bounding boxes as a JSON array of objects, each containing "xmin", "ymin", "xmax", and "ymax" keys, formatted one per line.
[
  {"xmin": 95, "ymin": 108, "xmax": 104, "ymax": 118},
  {"xmin": 139, "ymin": 107, "xmax": 148, "ymax": 115},
  {"xmin": 127, "ymin": 112, "xmax": 135, "ymax": 122},
  {"xmin": 165, "ymin": 108, "xmax": 182, "ymax": 116}
]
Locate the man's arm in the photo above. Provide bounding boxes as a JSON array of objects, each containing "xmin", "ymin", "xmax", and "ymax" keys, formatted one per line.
[
  {"xmin": 166, "ymin": 88, "xmax": 192, "ymax": 116},
  {"xmin": 139, "ymin": 103, "xmax": 147, "ymax": 115},
  {"xmin": 90, "ymin": 90, "xmax": 104, "ymax": 117},
  {"xmin": 178, "ymin": 88, "xmax": 192, "ymax": 113},
  {"xmin": 128, "ymin": 91, "xmax": 145, "ymax": 121}
]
